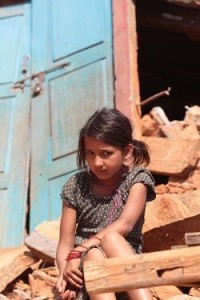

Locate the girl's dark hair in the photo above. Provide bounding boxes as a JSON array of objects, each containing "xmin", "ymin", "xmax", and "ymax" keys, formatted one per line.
[{"xmin": 77, "ymin": 107, "xmax": 150, "ymax": 169}]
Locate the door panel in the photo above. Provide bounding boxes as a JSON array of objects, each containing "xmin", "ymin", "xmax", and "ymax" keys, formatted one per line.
[
  {"xmin": 0, "ymin": 15, "xmax": 21, "ymax": 82},
  {"xmin": 0, "ymin": 99, "xmax": 12, "ymax": 172},
  {"xmin": 0, "ymin": 2, "xmax": 31, "ymax": 246},
  {"xmin": 30, "ymin": 0, "xmax": 114, "ymax": 231},
  {"xmin": 51, "ymin": 0, "xmax": 105, "ymax": 59},
  {"xmin": 50, "ymin": 60, "xmax": 109, "ymax": 158}
]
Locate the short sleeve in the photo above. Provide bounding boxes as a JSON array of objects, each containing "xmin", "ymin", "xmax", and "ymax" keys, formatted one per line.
[
  {"xmin": 128, "ymin": 167, "xmax": 156, "ymax": 202},
  {"xmin": 60, "ymin": 175, "xmax": 77, "ymax": 209}
]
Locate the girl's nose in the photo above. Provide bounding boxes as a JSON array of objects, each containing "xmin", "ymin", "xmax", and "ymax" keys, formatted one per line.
[{"xmin": 94, "ymin": 155, "xmax": 103, "ymax": 167}]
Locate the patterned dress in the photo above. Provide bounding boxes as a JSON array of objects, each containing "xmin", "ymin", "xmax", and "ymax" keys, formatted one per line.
[
  {"xmin": 61, "ymin": 165, "xmax": 155, "ymax": 251},
  {"xmin": 61, "ymin": 165, "xmax": 156, "ymax": 299}
]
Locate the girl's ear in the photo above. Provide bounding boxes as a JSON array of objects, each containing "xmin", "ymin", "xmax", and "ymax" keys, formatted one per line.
[{"xmin": 123, "ymin": 144, "xmax": 134, "ymax": 166}]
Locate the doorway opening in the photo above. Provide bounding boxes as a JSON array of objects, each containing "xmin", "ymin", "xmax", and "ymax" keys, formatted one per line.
[
  {"xmin": 136, "ymin": 1, "xmax": 200, "ymax": 121},
  {"xmin": 136, "ymin": 1, "xmax": 200, "ymax": 185}
]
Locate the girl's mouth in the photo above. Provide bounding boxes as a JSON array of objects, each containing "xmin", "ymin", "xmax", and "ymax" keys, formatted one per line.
[{"xmin": 94, "ymin": 169, "xmax": 106, "ymax": 173}]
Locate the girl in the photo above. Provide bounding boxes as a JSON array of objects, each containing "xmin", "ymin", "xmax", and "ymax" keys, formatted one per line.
[{"xmin": 56, "ymin": 107, "xmax": 156, "ymax": 300}]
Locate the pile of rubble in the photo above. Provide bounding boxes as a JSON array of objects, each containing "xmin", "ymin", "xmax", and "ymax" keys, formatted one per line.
[
  {"xmin": 142, "ymin": 105, "xmax": 200, "ymax": 251},
  {"xmin": 142, "ymin": 105, "xmax": 200, "ymax": 299},
  {"xmin": 0, "ymin": 105, "xmax": 200, "ymax": 300},
  {"xmin": 0, "ymin": 245, "xmax": 59, "ymax": 300}
]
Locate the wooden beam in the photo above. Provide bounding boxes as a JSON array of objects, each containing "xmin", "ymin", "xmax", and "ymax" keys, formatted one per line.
[
  {"xmin": 137, "ymin": 0, "xmax": 200, "ymax": 37},
  {"xmin": 127, "ymin": 0, "xmax": 142, "ymax": 139},
  {"xmin": 84, "ymin": 246, "xmax": 200, "ymax": 294},
  {"xmin": 161, "ymin": 0, "xmax": 200, "ymax": 10}
]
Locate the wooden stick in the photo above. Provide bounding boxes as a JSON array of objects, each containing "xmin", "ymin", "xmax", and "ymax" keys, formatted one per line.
[
  {"xmin": 139, "ymin": 87, "xmax": 171, "ymax": 107},
  {"xmin": 32, "ymin": 270, "xmax": 57, "ymax": 286},
  {"xmin": 84, "ymin": 246, "xmax": 200, "ymax": 294},
  {"xmin": 29, "ymin": 273, "xmax": 37, "ymax": 299}
]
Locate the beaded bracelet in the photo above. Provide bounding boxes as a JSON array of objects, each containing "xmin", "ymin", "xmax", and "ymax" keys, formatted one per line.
[
  {"xmin": 79, "ymin": 244, "xmax": 88, "ymax": 250},
  {"xmin": 90, "ymin": 235, "xmax": 101, "ymax": 241}
]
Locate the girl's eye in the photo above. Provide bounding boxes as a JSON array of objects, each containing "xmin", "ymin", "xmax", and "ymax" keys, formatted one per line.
[
  {"xmin": 85, "ymin": 151, "xmax": 93, "ymax": 156},
  {"xmin": 101, "ymin": 151, "xmax": 111, "ymax": 157}
]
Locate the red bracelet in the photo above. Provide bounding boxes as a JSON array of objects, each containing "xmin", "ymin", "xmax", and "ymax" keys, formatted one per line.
[
  {"xmin": 66, "ymin": 250, "xmax": 83, "ymax": 262},
  {"xmin": 90, "ymin": 235, "xmax": 101, "ymax": 241}
]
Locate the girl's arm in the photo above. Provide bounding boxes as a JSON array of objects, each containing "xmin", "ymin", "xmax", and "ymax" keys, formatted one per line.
[
  {"xmin": 75, "ymin": 182, "xmax": 147, "ymax": 250},
  {"xmin": 100, "ymin": 182, "xmax": 147, "ymax": 236},
  {"xmin": 56, "ymin": 202, "xmax": 77, "ymax": 276}
]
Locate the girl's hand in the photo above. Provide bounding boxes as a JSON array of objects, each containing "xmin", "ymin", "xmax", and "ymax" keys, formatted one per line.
[
  {"xmin": 55, "ymin": 274, "xmax": 67, "ymax": 297},
  {"xmin": 63, "ymin": 258, "xmax": 83, "ymax": 289},
  {"xmin": 56, "ymin": 274, "xmax": 78, "ymax": 300}
]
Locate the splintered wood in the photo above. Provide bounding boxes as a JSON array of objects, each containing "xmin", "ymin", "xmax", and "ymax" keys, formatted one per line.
[
  {"xmin": 84, "ymin": 246, "xmax": 200, "ymax": 294},
  {"xmin": 0, "ymin": 246, "xmax": 37, "ymax": 293}
]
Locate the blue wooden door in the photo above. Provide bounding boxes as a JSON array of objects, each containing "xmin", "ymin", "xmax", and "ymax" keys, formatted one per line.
[
  {"xmin": 0, "ymin": 2, "xmax": 31, "ymax": 246},
  {"xmin": 30, "ymin": 0, "xmax": 114, "ymax": 231}
]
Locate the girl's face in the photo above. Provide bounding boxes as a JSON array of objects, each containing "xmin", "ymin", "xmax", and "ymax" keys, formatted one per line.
[{"xmin": 84, "ymin": 136, "xmax": 131, "ymax": 183}]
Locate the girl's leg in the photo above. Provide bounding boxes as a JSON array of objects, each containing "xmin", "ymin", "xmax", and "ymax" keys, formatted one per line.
[
  {"xmin": 84, "ymin": 247, "xmax": 116, "ymax": 300},
  {"xmin": 101, "ymin": 232, "xmax": 153, "ymax": 300}
]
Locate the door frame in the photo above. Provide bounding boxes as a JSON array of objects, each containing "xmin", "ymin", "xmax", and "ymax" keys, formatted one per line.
[{"xmin": 112, "ymin": 0, "xmax": 142, "ymax": 138}]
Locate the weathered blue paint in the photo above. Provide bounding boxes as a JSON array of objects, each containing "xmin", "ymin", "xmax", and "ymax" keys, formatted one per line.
[
  {"xmin": 0, "ymin": 0, "xmax": 114, "ymax": 241},
  {"xmin": 30, "ymin": 0, "xmax": 114, "ymax": 231},
  {"xmin": 0, "ymin": 2, "xmax": 31, "ymax": 246}
]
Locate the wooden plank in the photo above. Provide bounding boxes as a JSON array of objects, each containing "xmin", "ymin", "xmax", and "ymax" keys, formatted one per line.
[
  {"xmin": 162, "ymin": 0, "xmax": 200, "ymax": 10},
  {"xmin": 137, "ymin": 0, "xmax": 200, "ymax": 38},
  {"xmin": 84, "ymin": 246, "xmax": 200, "ymax": 294}
]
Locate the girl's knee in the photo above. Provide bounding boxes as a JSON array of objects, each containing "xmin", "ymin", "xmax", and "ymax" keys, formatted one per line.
[
  {"xmin": 84, "ymin": 247, "xmax": 105, "ymax": 262},
  {"xmin": 101, "ymin": 232, "xmax": 122, "ymax": 246},
  {"xmin": 101, "ymin": 232, "xmax": 134, "ymax": 257}
]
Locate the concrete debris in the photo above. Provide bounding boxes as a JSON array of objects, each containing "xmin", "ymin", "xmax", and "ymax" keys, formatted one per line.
[
  {"xmin": 150, "ymin": 106, "xmax": 171, "ymax": 125},
  {"xmin": 142, "ymin": 136, "xmax": 200, "ymax": 176},
  {"xmin": 184, "ymin": 105, "xmax": 200, "ymax": 131},
  {"xmin": 1, "ymin": 105, "xmax": 200, "ymax": 300}
]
